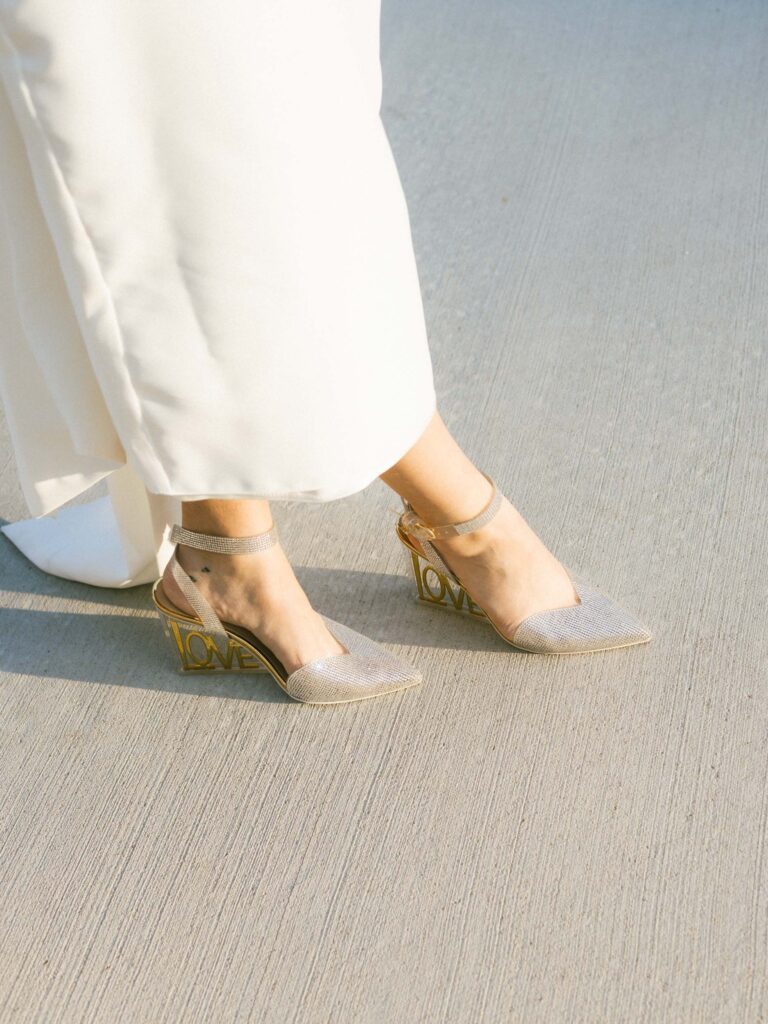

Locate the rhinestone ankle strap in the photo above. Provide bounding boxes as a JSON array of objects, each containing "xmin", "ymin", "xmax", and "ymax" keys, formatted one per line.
[
  {"xmin": 169, "ymin": 524, "xmax": 279, "ymax": 554},
  {"xmin": 165, "ymin": 522, "xmax": 279, "ymax": 639},
  {"xmin": 399, "ymin": 475, "xmax": 502, "ymax": 543}
]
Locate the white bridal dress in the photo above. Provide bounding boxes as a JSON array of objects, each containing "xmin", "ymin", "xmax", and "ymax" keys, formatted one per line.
[{"xmin": 0, "ymin": 2, "xmax": 436, "ymax": 586}]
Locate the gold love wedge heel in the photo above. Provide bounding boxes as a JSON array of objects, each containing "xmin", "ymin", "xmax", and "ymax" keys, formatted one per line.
[
  {"xmin": 396, "ymin": 479, "xmax": 652, "ymax": 655},
  {"xmin": 152, "ymin": 524, "xmax": 422, "ymax": 704}
]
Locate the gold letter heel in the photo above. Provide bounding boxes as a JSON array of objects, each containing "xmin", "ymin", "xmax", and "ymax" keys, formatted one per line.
[
  {"xmin": 153, "ymin": 524, "xmax": 421, "ymax": 704},
  {"xmin": 396, "ymin": 479, "xmax": 652, "ymax": 655}
]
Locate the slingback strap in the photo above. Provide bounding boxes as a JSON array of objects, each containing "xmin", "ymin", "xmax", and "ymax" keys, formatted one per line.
[
  {"xmin": 170, "ymin": 523, "xmax": 278, "ymax": 554},
  {"xmin": 399, "ymin": 476, "xmax": 502, "ymax": 543},
  {"xmin": 166, "ymin": 522, "xmax": 279, "ymax": 639},
  {"xmin": 169, "ymin": 557, "xmax": 229, "ymax": 638}
]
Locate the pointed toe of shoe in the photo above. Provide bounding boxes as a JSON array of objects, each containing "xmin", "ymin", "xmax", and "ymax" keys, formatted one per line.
[
  {"xmin": 283, "ymin": 617, "xmax": 421, "ymax": 704},
  {"xmin": 509, "ymin": 582, "xmax": 652, "ymax": 654},
  {"xmin": 284, "ymin": 654, "xmax": 421, "ymax": 704}
]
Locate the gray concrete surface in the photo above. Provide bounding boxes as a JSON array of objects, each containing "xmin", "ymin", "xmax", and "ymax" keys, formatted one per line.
[{"xmin": 1, "ymin": 0, "xmax": 767, "ymax": 1020}]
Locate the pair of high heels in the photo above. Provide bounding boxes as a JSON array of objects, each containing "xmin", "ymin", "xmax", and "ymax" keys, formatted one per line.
[{"xmin": 151, "ymin": 477, "xmax": 652, "ymax": 705}]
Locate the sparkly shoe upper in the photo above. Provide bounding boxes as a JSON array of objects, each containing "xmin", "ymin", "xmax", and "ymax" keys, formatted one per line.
[
  {"xmin": 284, "ymin": 617, "xmax": 421, "ymax": 703},
  {"xmin": 166, "ymin": 524, "xmax": 420, "ymax": 702},
  {"xmin": 509, "ymin": 581, "xmax": 651, "ymax": 654},
  {"xmin": 398, "ymin": 479, "xmax": 651, "ymax": 654}
]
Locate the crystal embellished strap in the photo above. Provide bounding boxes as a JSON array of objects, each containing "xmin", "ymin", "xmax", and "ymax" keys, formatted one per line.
[
  {"xmin": 169, "ymin": 524, "xmax": 278, "ymax": 554},
  {"xmin": 400, "ymin": 476, "xmax": 502, "ymax": 542}
]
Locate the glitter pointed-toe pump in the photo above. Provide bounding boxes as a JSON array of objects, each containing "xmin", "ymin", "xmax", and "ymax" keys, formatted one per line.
[
  {"xmin": 152, "ymin": 524, "xmax": 421, "ymax": 704},
  {"xmin": 396, "ymin": 478, "xmax": 652, "ymax": 654}
]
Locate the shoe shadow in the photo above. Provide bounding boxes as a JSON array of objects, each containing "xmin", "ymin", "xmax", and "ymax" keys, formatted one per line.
[
  {"xmin": 0, "ymin": 536, "xmax": 509, "ymax": 694},
  {"xmin": 0, "ymin": 607, "xmax": 293, "ymax": 702},
  {"xmin": 294, "ymin": 565, "xmax": 507, "ymax": 653}
]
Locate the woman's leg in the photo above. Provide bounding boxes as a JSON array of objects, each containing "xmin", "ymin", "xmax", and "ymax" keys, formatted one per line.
[
  {"xmin": 380, "ymin": 412, "xmax": 579, "ymax": 637},
  {"xmin": 160, "ymin": 499, "xmax": 345, "ymax": 673},
  {"xmin": 160, "ymin": 410, "xmax": 579, "ymax": 670}
]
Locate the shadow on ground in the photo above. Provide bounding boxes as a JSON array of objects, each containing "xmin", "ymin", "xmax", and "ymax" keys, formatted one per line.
[{"xmin": 0, "ymin": 537, "xmax": 514, "ymax": 696}]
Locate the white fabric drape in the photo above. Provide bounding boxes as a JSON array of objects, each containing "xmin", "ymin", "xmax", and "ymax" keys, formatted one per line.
[
  {"xmin": 2, "ymin": 467, "xmax": 178, "ymax": 587},
  {"xmin": 0, "ymin": 2, "xmax": 435, "ymax": 586}
]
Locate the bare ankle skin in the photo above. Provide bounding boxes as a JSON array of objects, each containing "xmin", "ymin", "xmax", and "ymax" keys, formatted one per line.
[
  {"xmin": 160, "ymin": 498, "xmax": 345, "ymax": 674},
  {"xmin": 380, "ymin": 410, "xmax": 579, "ymax": 632}
]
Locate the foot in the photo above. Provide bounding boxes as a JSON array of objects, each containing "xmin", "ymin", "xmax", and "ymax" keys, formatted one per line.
[
  {"xmin": 416, "ymin": 496, "xmax": 579, "ymax": 637},
  {"xmin": 160, "ymin": 542, "xmax": 346, "ymax": 674}
]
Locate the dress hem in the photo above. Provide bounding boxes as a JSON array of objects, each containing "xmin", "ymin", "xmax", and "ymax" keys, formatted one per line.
[{"xmin": 145, "ymin": 396, "xmax": 437, "ymax": 506}]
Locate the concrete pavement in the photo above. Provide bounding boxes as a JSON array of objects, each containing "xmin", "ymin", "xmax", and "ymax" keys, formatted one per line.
[{"xmin": 1, "ymin": 0, "xmax": 766, "ymax": 1020}]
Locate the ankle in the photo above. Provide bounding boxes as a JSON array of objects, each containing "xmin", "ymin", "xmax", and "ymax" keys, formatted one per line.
[
  {"xmin": 174, "ymin": 545, "xmax": 248, "ymax": 583},
  {"xmin": 432, "ymin": 499, "xmax": 527, "ymax": 557},
  {"xmin": 180, "ymin": 499, "xmax": 273, "ymax": 538},
  {"xmin": 405, "ymin": 473, "xmax": 495, "ymax": 529}
]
